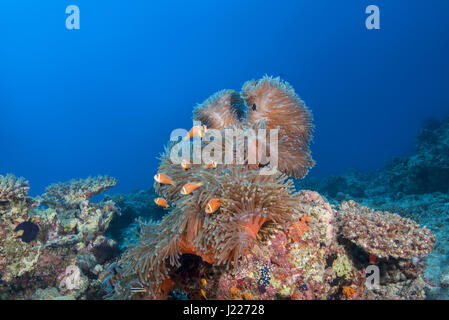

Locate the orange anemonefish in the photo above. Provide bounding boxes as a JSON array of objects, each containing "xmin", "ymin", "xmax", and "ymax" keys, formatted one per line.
[
  {"xmin": 154, "ymin": 197, "xmax": 169, "ymax": 208},
  {"xmin": 200, "ymin": 289, "xmax": 207, "ymax": 300},
  {"xmin": 205, "ymin": 198, "xmax": 224, "ymax": 214},
  {"xmin": 154, "ymin": 173, "xmax": 175, "ymax": 185},
  {"xmin": 184, "ymin": 125, "xmax": 207, "ymax": 140},
  {"xmin": 203, "ymin": 161, "xmax": 217, "ymax": 169},
  {"xmin": 180, "ymin": 182, "xmax": 203, "ymax": 195},
  {"xmin": 181, "ymin": 159, "xmax": 191, "ymax": 170}
]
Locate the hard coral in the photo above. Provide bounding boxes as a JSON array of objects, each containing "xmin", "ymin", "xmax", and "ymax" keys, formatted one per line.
[
  {"xmin": 337, "ymin": 200, "xmax": 435, "ymax": 259},
  {"xmin": 42, "ymin": 176, "xmax": 117, "ymax": 209},
  {"xmin": 0, "ymin": 174, "xmax": 30, "ymax": 202}
]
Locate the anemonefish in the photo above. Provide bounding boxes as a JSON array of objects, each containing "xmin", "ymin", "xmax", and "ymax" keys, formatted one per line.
[
  {"xmin": 154, "ymin": 173, "xmax": 175, "ymax": 185},
  {"xmin": 203, "ymin": 161, "xmax": 217, "ymax": 169},
  {"xmin": 205, "ymin": 198, "xmax": 224, "ymax": 214},
  {"xmin": 200, "ymin": 289, "xmax": 207, "ymax": 300},
  {"xmin": 154, "ymin": 197, "xmax": 169, "ymax": 208},
  {"xmin": 180, "ymin": 182, "xmax": 203, "ymax": 195},
  {"xmin": 181, "ymin": 159, "xmax": 191, "ymax": 170},
  {"xmin": 184, "ymin": 125, "xmax": 207, "ymax": 140}
]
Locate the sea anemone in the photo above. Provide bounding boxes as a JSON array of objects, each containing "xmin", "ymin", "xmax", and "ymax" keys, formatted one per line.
[
  {"xmin": 241, "ymin": 76, "xmax": 314, "ymax": 178},
  {"xmin": 119, "ymin": 166, "xmax": 298, "ymax": 299},
  {"xmin": 193, "ymin": 89, "xmax": 246, "ymax": 129},
  {"xmin": 116, "ymin": 76, "xmax": 314, "ymax": 299},
  {"xmin": 191, "ymin": 76, "xmax": 314, "ymax": 178}
]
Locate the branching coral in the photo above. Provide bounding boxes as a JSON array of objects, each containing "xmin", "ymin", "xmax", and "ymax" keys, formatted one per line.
[
  {"xmin": 0, "ymin": 174, "xmax": 30, "ymax": 202},
  {"xmin": 337, "ymin": 200, "xmax": 435, "ymax": 259},
  {"xmin": 42, "ymin": 176, "xmax": 117, "ymax": 209}
]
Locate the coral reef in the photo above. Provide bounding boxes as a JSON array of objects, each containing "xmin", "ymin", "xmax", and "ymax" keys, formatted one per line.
[
  {"xmin": 1, "ymin": 78, "xmax": 440, "ymax": 300},
  {"xmin": 106, "ymin": 77, "xmax": 434, "ymax": 300},
  {"xmin": 0, "ymin": 175, "xmax": 120, "ymax": 299},
  {"xmin": 296, "ymin": 117, "xmax": 449, "ymax": 299}
]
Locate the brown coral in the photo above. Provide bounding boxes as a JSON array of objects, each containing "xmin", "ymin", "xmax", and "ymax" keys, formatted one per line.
[{"xmin": 337, "ymin": 200, "xmax": 435, "ymax": 259}]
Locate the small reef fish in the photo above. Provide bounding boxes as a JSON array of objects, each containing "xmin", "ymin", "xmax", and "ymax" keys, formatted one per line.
[
  {"xmin": 205, "ymin": 198, "xmax": 224, "ymax": 214},
  {"xmin": 201, "ymin": 278, "xmax": 207, "ymax": 287},
  {"xmin": 184, "ymin": 125, "xmax": 207, "ymax": 140},
  {"xmin": 203, "ymin": 161, "xmax": 217, "ymax": 169},
  {"xmin": 181, "ymin": 159, "xmax": 191, "ymax": 170},
  {"xmin": 100, "ymin": 262, "xmax": 123, "ymax": 294},
  {"xmin": 14, "ymin": 221, "xmax": 39, "ymax": 243},
  {"xmin": 154, "ymin": 197, "xmax": 169, "ymax": 208},
  {"xmin": 180, "ymin": 182, "xmax": 203, "ymax": 195},
  {"xmin": 130, "ymin": 287, "xmax": 147, "ymax": 294},
  {"xmin": 200, "ymin": 289, "xmax": 207, "ymax": 300},
  {"xmin": 154, "ymin": 173, "xmax": 175, "ymax": 185}
]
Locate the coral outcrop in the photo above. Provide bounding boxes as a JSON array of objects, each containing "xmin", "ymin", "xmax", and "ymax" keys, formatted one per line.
[
  {"xmin": 41, "ymin": 175, "xmax": 117, "ymax": 210},
  {"xmin": 296, "ymin": 117, "xmax": 449, "ymax": 299},
  {"xmin": 337, "ymin": 201, "xmax": 435, "ymax": 259}
]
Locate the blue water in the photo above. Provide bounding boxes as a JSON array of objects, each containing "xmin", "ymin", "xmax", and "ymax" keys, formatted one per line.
[{"xmin": 1, "ymin": 0, "xmax": 449, "ymax": 195}]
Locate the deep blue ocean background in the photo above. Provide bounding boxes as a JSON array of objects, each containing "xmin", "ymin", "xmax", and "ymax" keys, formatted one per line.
[{"xmin": 1, "ymin": 0, "xmax": 449, "ymax": 196}]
